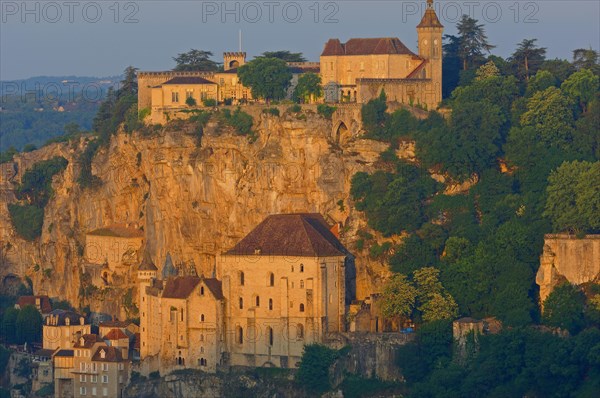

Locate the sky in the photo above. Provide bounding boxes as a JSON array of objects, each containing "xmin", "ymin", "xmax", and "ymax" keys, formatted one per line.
[{"xmin": 1, "ymin": 0, "xmax": 599, "ymax": 80}]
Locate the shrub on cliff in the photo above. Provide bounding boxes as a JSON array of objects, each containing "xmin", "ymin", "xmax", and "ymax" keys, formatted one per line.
[
  {"xmin": 295, "ymin": 344, "xmax": 339, "ymax": 394},
  {"xmin": 317, "ymin": 104, "xmax": 336, "ymax": 119}
]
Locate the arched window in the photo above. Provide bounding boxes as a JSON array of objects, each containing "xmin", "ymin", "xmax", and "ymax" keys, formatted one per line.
[
  {"xmin": 268, "ymin": 298, "xmax": 273, "ymax": 310},
  {"xmin": 299, "ymin": 303, "xmax": 305, "ymax": 312},
  {"xmin": 297, "ymin": 324, "xmax": 304, "ymax": 339},
  {"xmin": 268, "ymin": 273, "xmax": 274, "ymax": 287},
  {"xmin": 255, "ymin": 296, "xmax": 260, "ymax": 307},
  {"xmin": 200, "ymin": 286, "xmax": 205, "ymax": 295},
  {"xmin": 239, "ymin": 271, "xmax": 245, "ymax": 286},
  {"xmin": 236, "ymin": 326, "xmax": 244, "ymax": 344},
  {"xmin": 267, "ymin": 326, "xmax": 274, "ymax": 346},
  {"xmin": 239, "ymin": 297, "xmax": 244, "ymax": 309},
  {"xmin": 300, "ymin": 264, "xmax": 304, "ymax": 273},
  {"xmin": 200, "ymin": 314, "xmax": 205, "ymax": 322},
  {"xmin": 300, "ymin": 280, "xmax": 304, "ymax": 289}
]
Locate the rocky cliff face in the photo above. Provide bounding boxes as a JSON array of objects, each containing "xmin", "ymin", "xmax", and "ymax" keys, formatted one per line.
[
  {"xmin": 536, "ymin": 234, "xmax": 600, "ymax": 303},
  {"xmin": 0, "ymin": 109, "xmax": 392, "ymax": 312}
]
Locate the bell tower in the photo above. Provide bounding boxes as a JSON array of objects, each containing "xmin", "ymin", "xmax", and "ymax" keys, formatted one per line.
[
  {"xmin": 416, "ymin": 0, "xmax": 443, "ymax": 106},
  {"xmin": 223, "ymin": 52, "xmax": 247, "ymax": 71}
]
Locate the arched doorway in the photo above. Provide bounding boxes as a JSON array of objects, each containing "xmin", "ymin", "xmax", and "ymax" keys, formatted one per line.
[{"xmin": 335, "ymin": 121, "xmax": 350, "ymax": 145}]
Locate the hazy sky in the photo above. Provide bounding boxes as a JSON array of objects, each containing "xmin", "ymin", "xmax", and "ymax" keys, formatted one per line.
[{"xmin": 1, "ymin": 0, "xmax": 599, "ymax": 80}]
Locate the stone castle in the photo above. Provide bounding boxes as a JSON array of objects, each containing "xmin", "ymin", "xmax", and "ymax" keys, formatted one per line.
[
  {"xmin": 138, "ymin": 0, "xmax": 443, "ymax": 123},
  {"xmin": 137, "ymin": 213, "xmax": 351, "ymax": 374}
]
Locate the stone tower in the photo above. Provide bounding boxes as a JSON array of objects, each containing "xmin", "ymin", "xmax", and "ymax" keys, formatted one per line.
[
  {"xmin": 416, "ymin": 0, "xmax": 443, "ymax": 106},
  {"xmin": 137, "ymin": 254, "xmax": 157, "ymax": 358},
  {"xmin": 223, "ymin": 52, "xmax": 246, "ymax": 71}
]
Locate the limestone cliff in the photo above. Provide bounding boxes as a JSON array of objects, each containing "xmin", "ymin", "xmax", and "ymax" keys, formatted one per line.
[
  {"xmin": 0, "ymin": 109, "xmax": 393, "ymax": 314},
  {"xmin": 536, "ymin": 234, "xmax": 600, "ymax": 303}
]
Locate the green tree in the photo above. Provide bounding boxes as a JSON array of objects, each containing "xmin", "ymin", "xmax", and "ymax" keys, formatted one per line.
[
  {"xmin": 543, "ymin": 283, "xmax": 586, "ymax": 334},
  {"xmin": 561, "ymin": 69, "xmax": 600, "ymax": 113},
  {"xmin": 572, "ymin": 48, "xmax": 599, "ymax": 73},
  {"xmin": 2, "ymin": 307, "xmax": 19, "ymax": 343},
  {"xmin": 378, "ymin": 274, "xmax": 417, "ymax": 322},
  {"xmin": 293, "ymin": 72, "xmax": 322, "ymax": 103},
  {"xmin": 15, "ymin": 305, "xmax": 42, "ymax": 344},
  {"xmin": 526, "ymin": 70, "xmax": 557, "ymax": 97},
  {"xmin": 120, "ymin": 66, "xmax": 139, "ymax": 97},
  {"xmin": 173, "ymin": 49, "xmax": 219, "ymax": 71},
  {"xmin": 295, "ymin": 344, "xmax": 339, "ymax": 393},
  {"xmin": 520, "ymin": 86, "xmax": 575, "ymax": 147},
  {"xmin": 442, "ymin": 34, "xmax": 462, "ymax": 97},
  {"xmin": 361, "ymin": 90, "xmax": 388, "ymax": 137},
  {"xmin": 413, "ymin": 267, "xmax": 459, "ymax": 322},
  {"xmin": 260, "ymin": 51, "xmax": 306, "ymax": 62},
  {"xmin": 474, "ymin": 60, "xmax": 500, "ymax": 81},
  {"xmin": 238, "ymin": 57, "xmax": 292, "ymax": 103},
  {"xmin": 456, "ymin": 15, "xmax": 495, "ymax": 70},
  {"xmin": 510, "ymin": 39, "xmax": 547, "ymax": 81},
  {"xmin": 544, "ymin": 160, "xmax": 599, "ymax": 232}
]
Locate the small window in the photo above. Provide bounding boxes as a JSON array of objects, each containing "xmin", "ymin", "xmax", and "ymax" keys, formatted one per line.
[
  {"xmin": 268, "ymin": 273, "xmax": 275, "ymax": 287},
  {"xmin": 290, "ymin": 301, "xmax": 293, "ymax": 308},
  {"xmin": 239, "ymin": 297, "xmax": 244, "ymax": 309},
  {"xmin": 200, "ymin": 286, "xmax": 204, "ymax": 296},
  {"xmin": 80, "ymin": 387, "xmax": 87, "ymax": 396},
  {"xmin": 239, "ymin": 271, "xmax": 245, "ymax": 286},
  {"xmin": 269, "ymin": 298, "xmax": 273, "ymax": 310},
  {"xmin": 172, "ymin": 91, "xmax": 179, "ymax": 103},
  {"xmin": 102, "ymin": 375, "xmax": 108, "ymax": 383},
  {"xmin": 255, "ymin": 296, "xmax": 260, "ymax": 307},
  {"xmin": 267, "ymin": 327, "xmax": 274, "ymax": 346},
  {"xmin": 300, "ymin": 303, "xmax": 305, "ymax": 312},
  {"xmin": 200, "ymin": 314, "xmax": 205, "ymax": 322},
  {"xmin": 297, "ymin": 324, "xmax": 304, "ymax": 339},
  {"xmin": 200, "ymin": 334, "xmax": 204, "ymax": 341},
  {"xmin": 300, "ymin": 280, "xmax": 304, "ymax": 289},
  {"xmin": 300, "ymin": 264, "xmax": 304, "ymax": 273},
  {"xmin": 291, "ymin": 265, "xmax": 294, "ymax": 272},
  {"xmin": 237, "ymin": 326, "xmax": 244, "ymax": 344}
]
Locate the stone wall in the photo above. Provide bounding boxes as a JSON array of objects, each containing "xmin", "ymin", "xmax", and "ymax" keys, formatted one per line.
[{"xmin": 536, "ymin": 234, "xmax": 600, "ymax": 303}]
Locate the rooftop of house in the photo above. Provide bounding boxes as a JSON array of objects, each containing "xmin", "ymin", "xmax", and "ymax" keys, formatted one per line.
[
  {"xmin": 162, "ymin": 76, "xmax": 217, "ymax": 85},
  {"xmin": 99, "ymin": 320, "xmax": 134, "ymax": 329},
  {"xmin": 17, "ymin": 295, "xmax": 52, "ymax": 313},
  {"xmin": 226, "ymin": 213, "xmax": 348, "ymax": 257},
  {"xmin": 103, "ymin": 328, "xmax": 128, "ymax": 340},
  {"xmin": 161, "ymin": 276, "xmax": 201, "ymax": 299},
  {"xmin": 45, "ymin": 309, "xmax": 86, "ymax": 326},
  {"xmin": 202, "ymin": 278, "xmax": 224, "ymax": 300},
  {"xmin": 91, "ymin": 346, "xmax": 124, "ymax": 363},
  {"xmin": 87, "ymin": 225, "xmax": 143, "ymax": 238},
  {"xmin": 74, "ymin": 334, "xmax": 101, "ymax": 348},
  {"xmin": 321, "ymin": 37, "xmax": 416, "ymax": 57},
  {"xmin": 54, "ymin": 349, "xmax": 74, "ymax": 358}
]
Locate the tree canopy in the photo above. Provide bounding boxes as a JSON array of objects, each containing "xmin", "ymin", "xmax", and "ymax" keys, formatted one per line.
[
  {"xmin": 259, "ymin": 51, "xmax": 306, "ymax": 62},
  {"xmin": 172, "ymin": 49, "xmax": 220, "ymax": 71},
  {"xmin": 237, "ymin": 57, "xmax": 292, "ymax": 102}
]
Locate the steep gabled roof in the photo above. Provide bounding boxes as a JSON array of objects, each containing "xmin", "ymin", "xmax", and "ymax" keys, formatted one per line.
[
  {"xmin": 162, "ymin": 276, "xmax": 201, "ymax": 299},
  {"xmin": 103, "ymin": 328, "xmax": 128, "ymax": 340},
  {"xmin": 202, "ymin": 278, "xmax": 224, "ymax": 300},
  {"xmin": 74, "ymin": 334, "xmax": 101, "ymax": 348},
  {"xmin": 91, "ymin": 346, "xmax": 123, "ymax": 362},
  {"xmin": 321, "ymin": 38, "xmax": 416, "ymax": 56},
  {"xmin": 226, "ymin": 213, "xmax": 347, "ymax": 257},
  {"xmin": 417, "ymin": 8, "xmax": 443, "ymax": 28}
]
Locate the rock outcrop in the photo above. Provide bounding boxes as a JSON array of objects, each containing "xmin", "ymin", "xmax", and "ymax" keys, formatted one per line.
[
  {"xmin": 0, "ymin": 110, "xmax": 393, "ymax": 313},
  {"xmin": 536, "ymin": 234, "xmax": 600, "ymax": 303}
]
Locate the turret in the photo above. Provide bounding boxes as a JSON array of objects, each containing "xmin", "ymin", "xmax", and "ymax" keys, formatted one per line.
[
  {"xmin": 223, "ymin": 52, "xmax": 246, "ymax": 71},
  {"xmin": 137, "ymin": 254, "xmax": 157, "ymax": 358},
  {"xmin": 416, "ymin": 0, "xmax": 443, "ymax": 106}
]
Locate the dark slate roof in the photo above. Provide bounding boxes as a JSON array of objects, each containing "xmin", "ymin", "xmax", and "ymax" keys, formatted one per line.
[
  {"xmin": 162, "ymin": 252, "xmax": 178, "ymax": 279},
  {"xmin": 138, "ymin": 253, "xmax": 158, "ymax": 271},
  {"xmin": 74, "ymin": 334, "xmax": 101, "ymax": 348},
  {"xmin": 417, "ymin": 8, "xmax": 443, "ymax": 28},
  {"xmin": 203, "ymin": 278, "xmax": 224, "ymax": 300},
  {"xmin": 321, "ymin": 38, "xmax": 416, "ymax": 56},
  {"xmin": 226, "ymin": 213, "xmax": 347, "ymax": 257},
  {"xmin": 54, "ymin": 349, "xmax": 74, "ymax": 357},
  {"xmin": 99, "ymin": 320, "xmax": 133, "ymax": 328},
  {"xmin": 45, "ymin": 309, "xmax": 85, "ymax": 326},
  {"xmin": 91, "ymin": 346, "xmax": 124, "ymax": 363},
  {"xmin": 162, "ymin": 276, "xmax": 201, "ymax": 299},
  {"xmin": 17, "ymin": 295, "xmax": 52, "ymax": 313},
  {"xmin": 162, "ymin": 76, "xmax": 216, "ymax": 85}
]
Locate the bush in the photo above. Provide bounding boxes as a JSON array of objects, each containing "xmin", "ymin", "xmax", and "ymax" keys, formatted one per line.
[
  {"xmin": 263, "ymin": 107, "xmax": 280, "ymax": 116},
  {"xmin": 317, "ymin": 104, "xmax": 336, "ymax": 119},
  {"xmin": 220, "ymin": 108, "xmax": 254, "ymax": 136},
  {"xmin": 149, "ymin": 371, "xmax": 160, "ymax": 379},
  {"xmin": 185, "ymin": 96, "xmax": 197, "ymax": 106},
  {"xmin": 138, "ymin": 107, "xmax": 151, "ymax": 120},
  {"xmin": 287, "ymin": 104, "xmax": 302, "ymax": 113},
  {"xmin": 8, "ymin": 204, "xmax": 44, "ymax": 241},
  {"xmin": 203, "ymin": 98, "xmax": 217, "ymax": 107},
  {"xmin": 295, "ymin": 344, "xmax": 340, "ymax": 394}
]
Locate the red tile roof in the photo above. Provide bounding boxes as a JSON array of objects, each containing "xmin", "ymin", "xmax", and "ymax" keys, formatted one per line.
[
  {"xmin": 74, "ymin": 334, "xmax": 101, "ymax": 348},
  {"xmin": 99, "ymin": 320, "xmax": 133, "ymax": 329},
  {"xmin": 322, "ymin": 38, "xmax": 416, "ymax": 56},
  {"xmin": 162, "ymin": 276, "xmax": 201, "ymax": 299},
  {"xmin": 17, "ymin": 295, "xmax": 52, "ymax": 313},
  {"xmin": 226, "ymin": 213, "xmax": 347, "ymax": 257},
  {"xmin": 103, "ymin": 328, "xmax": 128, "ymax": 340}
]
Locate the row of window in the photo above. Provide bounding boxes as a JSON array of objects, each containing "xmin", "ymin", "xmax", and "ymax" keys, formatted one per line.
[
  {"xmin": 79, "ymin": 374, "xmax": 109, "ymax": 383},
  {"xmin": 79, "ymin": 387, "xmax": 108, "ymax": 396},
  {"xmin": 79, "ymin": 363, "xmax": 109, "ymax": 372},
  {"xmin": 238, "ymin": 271, "xmax": 306, "ymax": 287},
  {"xmin": 234, "ymin": 324, "xmax": 304, "ymax": 344},
  {"xmin": 236, "ymin": 297, "xmax": 305, "ymax": 312}
]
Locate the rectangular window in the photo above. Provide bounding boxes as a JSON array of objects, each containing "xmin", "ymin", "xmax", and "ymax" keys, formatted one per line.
[
  {"xmin": 80, "ymin": 374, "xmax": 86, "ymax": 382},
  {"xmin": 103, "ymin": 388, "xmax": 108, "ymax": 397},
  {"xmin": 171, "ymin": 92, "xmax": 179, "ymax": 103},
  {"xmin": 80, "ymin": 362, "xmax": 85, "ymax": 371},
  {"xmin": 91, "ymin": 375, "xmax": 98, "ymax": 383},
  {"xmin": 186, "ymin": 90, "xmax": 193, "ymax": 99},
  {"xmin": 92, "ymin": 387, "xmax": 97, "ymax": 396},
  {"xmin": 118, "ymin": 363, "xmax": 124, "ymax": 370},
  {"xmin": 102, "ymin": 364, "xmax": 108, "ymax": 372},
  {"xmin": 92, "ymin": 363, "xmax": 97, "ymax": 372},
  {"xmin": 80, "ymin": 387, "xmax": 87, "ymax": 396},
  {"xmin": 102, "ymin": 375, "xmax": 108, "ymax": 383}
]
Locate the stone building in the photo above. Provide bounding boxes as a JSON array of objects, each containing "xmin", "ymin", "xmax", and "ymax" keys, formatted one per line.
[
  {"xmin": 43, "ymin": 310, "xmax": 91, "ymax": 350},
  {"xmin": 16, "ymin": 295, "xmax": 52, "ymax": 315},
  {"xmin": 138, "ymin": 213, "xmax": 352, "ymax": 374},
  {"xmin": 320, "ymin": 0, "xmax": 443, "ymax": 109},
  {"xmin": 85, "ymin": 225, "xmax": 144, "ymax": 279}
]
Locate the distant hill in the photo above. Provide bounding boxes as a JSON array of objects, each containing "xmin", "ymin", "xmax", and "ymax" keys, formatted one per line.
[{"xmin": 0, "ymin": 75, "xmax": 120, "ymax": 151}]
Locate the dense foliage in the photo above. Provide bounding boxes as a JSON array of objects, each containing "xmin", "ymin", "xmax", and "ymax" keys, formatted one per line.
[
  {"xmin": 8, "ymin": 156, "xmax": 68, "ymax": 240},
  {"xmin": 238, "ymin": 58, "xmax": 292, "ymax": 102},
  {"xmin": 295, "ymin": 344, "xmax": 341, "ymax": 393}
]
